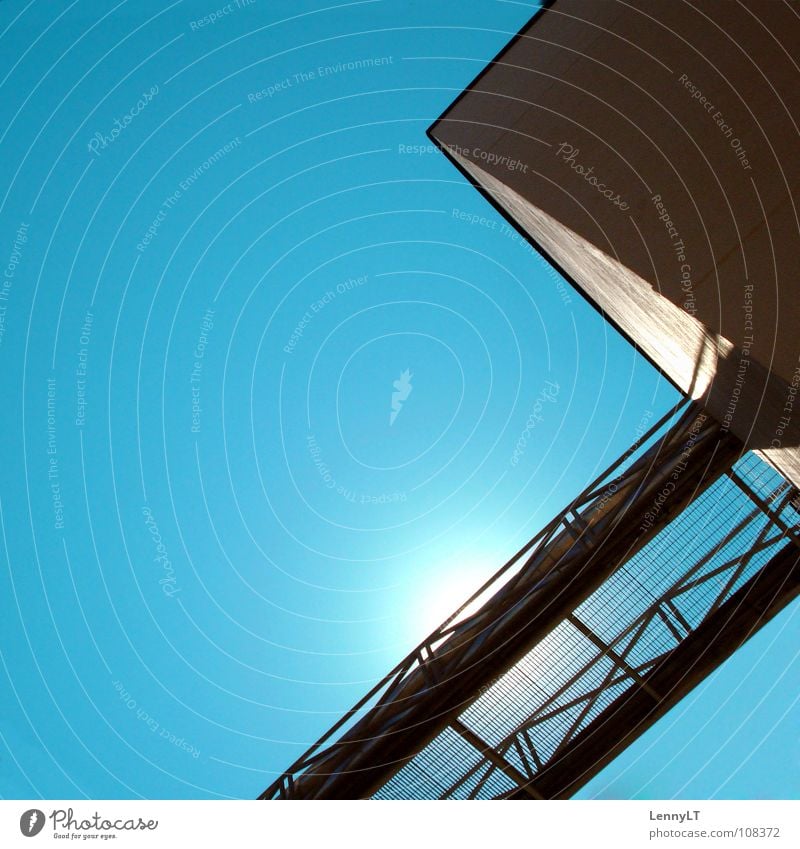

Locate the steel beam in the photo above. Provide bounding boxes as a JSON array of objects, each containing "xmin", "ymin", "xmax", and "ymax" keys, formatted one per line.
[
  {"xmin": 501, "ymin": 539, "xmax": 800, "ymax": 799},
  {"xmin": 260, "ymin": 402, "xmax": 742, "ymax": 799}
]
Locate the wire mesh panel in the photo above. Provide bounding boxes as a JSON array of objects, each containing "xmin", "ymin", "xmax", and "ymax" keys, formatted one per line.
[
  {"xmin": 373, "ymin": 725, "xmax": 487, "ymax": 800},
  {"xmin": 262, "ymin": 404, "xmax": 800, "ymax": 800}
]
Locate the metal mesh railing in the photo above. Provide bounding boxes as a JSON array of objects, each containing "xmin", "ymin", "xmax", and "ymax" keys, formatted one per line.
[{"xmin": 372, "ymin": 451, "xmax": 798, "ymax": 799}]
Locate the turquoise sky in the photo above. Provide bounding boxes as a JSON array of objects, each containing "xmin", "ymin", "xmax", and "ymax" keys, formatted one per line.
[{"xmin": 0, "ymin": 0, "xmax": 796, "ymax": 800}]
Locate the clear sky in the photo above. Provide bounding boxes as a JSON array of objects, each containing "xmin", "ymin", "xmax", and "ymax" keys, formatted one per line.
[{"xmin": 0, "ymin": 0, "xmax": 796, "ymax": 800}]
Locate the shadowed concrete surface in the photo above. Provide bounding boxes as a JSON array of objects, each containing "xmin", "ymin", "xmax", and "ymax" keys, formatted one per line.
[{"xmin": 430, "ymin": 0, "xmax": 800, "ymax": 486}]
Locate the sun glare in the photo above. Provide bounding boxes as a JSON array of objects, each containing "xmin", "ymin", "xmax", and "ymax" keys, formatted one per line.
[{"xmin": 414, "ymin": 558, "xmax": 500, "ymax": 638}]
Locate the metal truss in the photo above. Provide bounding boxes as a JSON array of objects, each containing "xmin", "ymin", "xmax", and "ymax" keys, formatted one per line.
[
  {"xmin": 500, "ymin": 539, "xmax": 799, "ymax": 799},
  {"xmin": 442, "ymin": 477, "xmax": 800, "ymax": 800},
  {"xmin": 260, "ymin": 399, "xmax": 780, "ymax": 799}
]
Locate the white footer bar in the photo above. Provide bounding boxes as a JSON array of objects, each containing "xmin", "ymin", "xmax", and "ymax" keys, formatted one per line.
[{"xmin": 2, "ymin": 800, "xmax": 798, "ymax": 848}]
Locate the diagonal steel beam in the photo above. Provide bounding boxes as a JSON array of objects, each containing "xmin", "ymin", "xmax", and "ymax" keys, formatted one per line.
[
  {"xmin": 501, "ymin": 540, "xmax": 800, "ymax": 799},
  {"xmin": 260, "ymin": 402, "xmax": 742, "ymax": 799}
]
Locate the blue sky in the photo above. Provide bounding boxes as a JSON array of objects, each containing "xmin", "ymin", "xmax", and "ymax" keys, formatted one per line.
[{"xmin": 0, "ymin": 0, "xmax": 796, "ymax": 800}]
